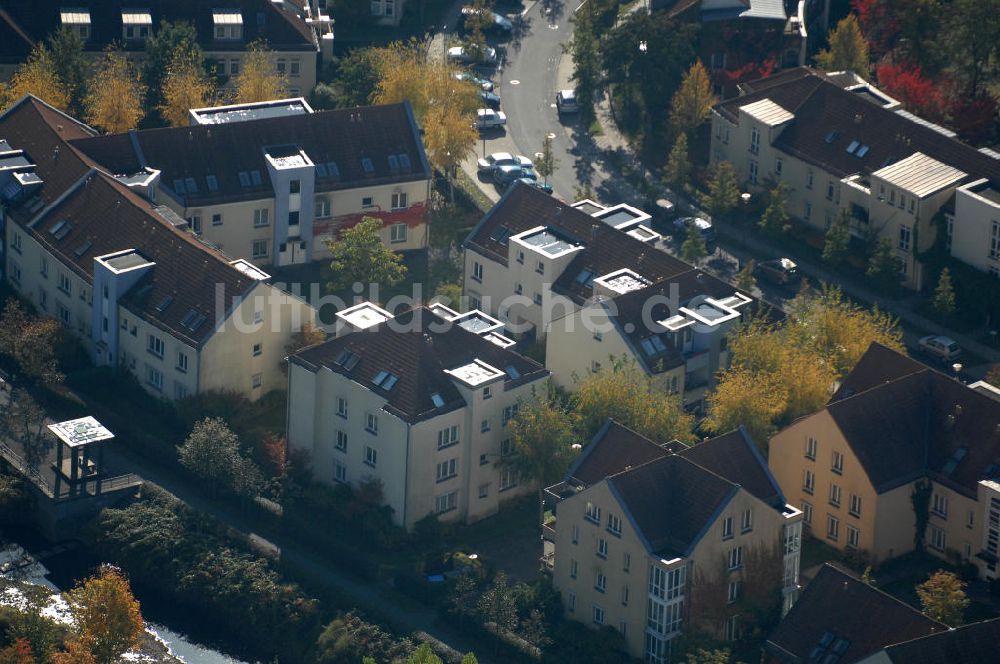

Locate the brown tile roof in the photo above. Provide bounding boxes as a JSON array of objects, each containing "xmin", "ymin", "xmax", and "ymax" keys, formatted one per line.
[
  {"xmin": 766, "ymin": 564, "xmax": 945, "ymax": 663},
  {"xmin": 830, "ymin": 341, "xmax": 925, "ymax": 402},
  {"xmin": 465, "ymin": 184, "xmax": 693, "ymax": 305},
  {"xmin": 0, "ymin": 0, "xmax": 314, "ymax": 62},
  {"xmin": 881, "ymin": 618, "xmax": 1000, "ymax": 664},
  {"xmin": 71, "ymin": 103, "xmax": 431, "ymax": 207},
  {"xmin": 289, "ymin": 307, "xmax": 548, "ymax": 424}
]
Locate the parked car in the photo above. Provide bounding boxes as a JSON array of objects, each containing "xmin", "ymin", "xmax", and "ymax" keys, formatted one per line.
[
  {"xmin": 477, "ymin": 152, "xmax": 532, "ymax": 176},
  {"xmin": 454, "ymin": 71, "xmax": 494, "ymax": 91},
  {"xmin": 556, "ymin": 89, "xmax": 579, "ymax": 115},
  {"xmin": 494, "ymin": 165, "xmax": 537, "ymax": 188},
  {"xmin": 479, "ymin": 90, "xmax": 502, "ymax": 108},
  {"xmin": 460, "ymin": 5, "xmax": 514, "ymax": 32},
  {"xmin": 517, "ymin": 178, "xmax": 553, "ymax": 194},
  {"xmin": 447, "ymin": 45, "xmax": 497, "ymax": 65},
  {"xmin": 753, "ymin": 257, "xmax": 800, "ymax": 287},
  {"xmin": 475, "ymin": 108, "xmax": 507, "ymax": 129},
  {"xmin": 917, "ymin": 335, "xmax": 962, "ymax": 361},
  {"xmin": 673, "ymin": 216, "xmax": 715, "ymax": 245}
]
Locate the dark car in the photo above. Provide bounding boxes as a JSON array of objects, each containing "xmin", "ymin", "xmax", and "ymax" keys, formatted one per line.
[
  {"xmin": 479, "ymin": 90, "xmax": 501, "ymax": 108},
  {"xmin": 673, "ymin": 216, "xmax": 716, "ymax": 246},
  {"xmin": 753, "ymin": 258, "xmax": 801, "ymax": 287}
]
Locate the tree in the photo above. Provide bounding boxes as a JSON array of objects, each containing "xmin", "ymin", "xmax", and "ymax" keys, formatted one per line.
[
  {"xmin": 50, "ymin": 640, "xmax": 96, "ymax": 664},
  {"xmin": 478, "ymin": 571, "xmax": 518, "ymax": 633},
  {"xmin": 986, "ymin": 366, "xmax": 1000, "ymax": 388},
  {"xmin": 916, "ymin": 570, "xmax": 969, "ymax": 626},
  {"xmin": 665, "ymin": 133, "xmax": 691, "ymax": 191},
  {"xmin": 462, "ymin": 0, "xmax": 491, "ymax": 63},
  {"xmin": 330, "ymin": 48, "xmax": 380, "ymax": 108},
  {"xmin": 536, "ymin": 134, "xmax": 558, "ymax": 185},
  {"xmin": 816, "ymin": 15, "xmax": 870, "ymax": 77},
  {"xmin": 759, "ymin": 182, "xmax": 790, "ymax": 237},
  {"xmin": 940, "ymin": 0, "xmax": 1000, "ymax": 97},
  {"xmin": 682, "ymin": 222, "xmax": 709, "ymax": 263},
  {"xmin": 735, "ymin": 260, "xmax": 756, "ymax": 292},
  {"xmin": 47, "ymin": 28, "xmax": 88, "ymax": 115},
  {"xmin": 5, "ymin": 599, "xmax": 63, "ymax": 663},
  {"xmin": 1, "ymin": 43, "xmax": 69, "ymax": 112},
  {"xmin": 686, "ymin": 648, "xmax": 733, "ymax": 664},
  {"xmin": 875, "ymin": 63, "xmax": 947, "ymax": 120},
  {"xmin": 822, "ymin": 210, "xmax": 851, "ymax": 266},
  {"xmin": 84, "ymin": 49, "xmax": 145, "ymax": 134},
  {"xmin": 282, "ymin": 323, "xmax": 327, "ymax": 373},
  {"xmin": 66, "ymin": 566, "xmax": 144, "ymax": 664},
  {"xmin": 159, "ymin": 47, "xmax": 215, "ymax": 127},
  {"xmin": 178, "ymin": 418, "xmax": 262, "ymax": 498},
  {"xmin": 256, "ymin": 432, "xmax": 287, "ymax": 478},
  {"xmin": 668, "ymin": 60, "xmax": 716, "ymax": 137},
  {"xmin": 0, "ymin": 639, "xmax": 36, "ymax": 664},
  {"xmin": 233, "ymin": 41, "xmax": 289, "ymax": 104},
  {"xmin": 866, "ymin": 237, "xmax": 901, "ymax": 290},
  {"xmin": 461, "ymin": 654, "xmax": 479, "ymax": 664},
  {"xmin": 702, "ymin": 161, "xmax": 740, "ymax": 220},
  {"xmin": 144, "ymin": 20, "xmax": 200, "ymax": 110},
  {"xmin": 0, "ymin": 301, "xmax": 64, "ymax": 384},
  {"xmin": 407, "ymin": 643, "xmax": 443, "ymax": 664},
  {"xmin": 568, "ymin": 7, "xmax": 601, "ymax": 126},
  {"xmin": 704, "ymin": 367, "xmax": 788, "ymax": 450},
  {"xmin": 931, "ymin": 267, "xmax": 956, "ymax": 318},
  {"xmin": 502, "ymin": 383, "xmax": 578, "ymax": 496},
  {"xmin": 325, "ymin": 216, "xmax": 408, "ymax": 292}
]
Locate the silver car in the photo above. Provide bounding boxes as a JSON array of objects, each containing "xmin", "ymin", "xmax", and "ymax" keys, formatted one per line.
[{"xmin": 917, "ymin": 335, "xmax": 961, "ymax": 361}]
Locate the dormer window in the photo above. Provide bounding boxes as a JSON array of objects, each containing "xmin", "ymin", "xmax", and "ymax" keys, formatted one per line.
[
  {"xmin": 60, "ymin": 9, "xmax": 91, "ymax": 40},
  {"xmin": 122, "ymin": 10, "xmax": 152, "ymax": 41},
  {"xmin": 213, "ymin": 10, "xmax": 243, "ymax": 41}
]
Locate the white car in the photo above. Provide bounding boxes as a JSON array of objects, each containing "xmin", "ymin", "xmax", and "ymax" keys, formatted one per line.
[
  {"xmin": 917, "ymin": 335, "xmax": 961, "ymax": 361},
  {"xmin": 556, "ymin": 89, "xmax": 579, "ymax": 114},
  {"xmin": 477, "ymin": 152, "xmax": 533, "ymax": 174},
  {"xmin": 475, "ymin": 108, "xmax": 507, "ymax": 129},
  {"xmin": 447, "ymin": 45, "xmax": 497, "ymax": 65},
  {"xmin": 453, "ymin": 71, "xmax": 494, "ymax": 91}
]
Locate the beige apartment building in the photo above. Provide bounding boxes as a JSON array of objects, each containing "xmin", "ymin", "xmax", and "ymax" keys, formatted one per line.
[
  {"xmin": 0, "ymin": 1, "xmax": 327, "ymax": 92},
  {"xmin": 1, "ymin": 95, "xmax": 316, "ymax": 401},
  {"xmin": 71, "ymin": 101, "xmax": 433, "ymax": 268},
  {"xmin": 769, "ymin": 342, "xmax": 1000, "ymax": 579},
  {"xmin": 286, "ymin": 303, "xmax": 548, "ymax": 530},
  {"xmin": 710, "ymin": 67, "xmax": 1000, "ymax": 289},
  {"xmin": 545, "ymin": 421, "xmax": 802, "ymax": 663}
]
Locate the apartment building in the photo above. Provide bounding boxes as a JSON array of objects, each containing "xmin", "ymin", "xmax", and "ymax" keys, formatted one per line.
[
  {"xmin": 286, "ymin": 303, "xmax": 548, "ymax": 530},
  {"xmin": 769, "ymin": 341, "xmax": 1000, "ymax": 579},
  {"xmin": 369, "ymin": 0, "xmax": 407, "ymax": 26},
  {"xmin": 710, "ymin": 67, "xmax": 1000, "ymax": 289},
  {"xmin": 765, "ymin": 563, "xmax": 945, "ymax": 664},
  {"xmin": 0, "ymin": 1, "xmax": 328, "ymax": 91},
  {"xmin": 0, "ymin": 95, "xmax": 316, "ymax": 400},
  {"xmin": 545, "ymin": 420, "xmax": 802, "ymax": 663},
  {"xmin": 71, "ymin": 101, "xmax": 432, "ymax": 267}
]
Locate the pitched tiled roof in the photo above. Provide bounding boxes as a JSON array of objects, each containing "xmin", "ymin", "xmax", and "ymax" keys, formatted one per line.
[
  {"xmin": 881, "ymin": 617, "xmax": 1000, "ymax": 664},
  {"xmin": 830, "ymin": 341, "xmax": 924, "ymax": 402},
  {"xmin": 71, "ymin": 103, "xmax": 431, "ymax": 207},
  {"xmin": 0, "ymin": 0, "xmax": 314, "ymax": 62},
  {"xmin": 465, "ymin": 184, "xmax": 692, "ymax": 305},
  {"xmin": 766, "ymin": 564, "xmax": 944, "ymax": 663},
  {"xmin": 566, "ymin": 420, "xmax": 677, "ymax": 486},
  {"xmin": 679, "ymin": 428, "xmax": 785, "ymax": 508},
  {"xmin": 289, "ymin": 307, "xmax": 548, "ymax": 424}
]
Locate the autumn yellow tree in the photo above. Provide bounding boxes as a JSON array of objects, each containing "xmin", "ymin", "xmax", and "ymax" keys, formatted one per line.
[
  {"xmin": 66, "ymin": 566, "xmax": 144, "ymax": 664},
  {"xmin": 84, "ymin": 48, "xmax": 146, "ymax": 134},
  {"xmin": 668, "ymin": 60, "xmax": 716, "ymax": 137},
  {"xmin": 233, "ymin": 41, "xmax": 289, "ymax": 104},
  {"xmin": 159, "ymin": 47, "xmax": 215, "ymax": 127},
  {"xmin": 816, "ymin": 14, "xmax": 870, "ymax": 77},
  {"xmin": 1, "ymin": 43, "xmax": 70, "ymax": 112}
]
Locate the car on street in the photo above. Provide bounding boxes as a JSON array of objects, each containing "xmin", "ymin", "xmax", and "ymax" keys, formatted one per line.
[
  {"xmin": 673, "ymin": 216, "xmax": 716, "ymax": 245},
  {"xmin": 479, "ymin": 90, "xmax": 501, "ymax": 108},
  {"xmin": 460, "ymin": 6, "xmax": 514, "ymax": 33},
  {"xmin": 447, "ymin": 45, "xmax": 497, "ymax": 65},
  {"xmin": 454, "ymin": 71, "xmax": 494, "ymax": 91},
  {"xmin": 917, "ymin": 335, "xmax": 962, "ymax": 361},
  {"xmin": 475, "ymin": 108, "xmax": 507, "ymax": 129},
  {"xmin": 753, "ymin": 257, "xmax": 800, "ymax": 287},
  {"xmin": 556, "ymin": 89, "xmax": 579, "ymax": 115},
  {"xmin": 494, "ymin": 165, "xmax": 537, "ymax": 188},
  {"xmin": 477, "ymin": 152, "xmax": 532, "ymax": 176},
  {"xmin": 517, "ymin": 178, "xmax": 553, "ymax": 194}
]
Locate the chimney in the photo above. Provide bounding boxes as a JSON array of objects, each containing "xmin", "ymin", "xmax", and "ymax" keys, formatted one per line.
[{"xmin": 591, "ymin": 223, "xmax": 600, "ymax": 240}]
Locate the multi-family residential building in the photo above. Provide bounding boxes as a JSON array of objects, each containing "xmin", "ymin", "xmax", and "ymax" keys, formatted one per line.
[
  {"xmin": 286, "ymin": 302, "xmax": 548, "ymax": 530},
  {"xmin": 0, "ymin": 95, "xmax": 316, "ymax": 400},
  {"xmin": 545, "ymin": 420, "xmax": 802, "ymax": 663},
  {"xmin": 369, "ymin": 0, "xmax": 407, "ymax": 25},
  {"xmin": 765, "ymin": 563, "xmax": 945, "ymax": 663},
  {"xmin": 710, "ymin": 67, "xmax": 1000, "ymax": 289},
  {"xmin": 0, "ymin": 1, "xmax": 329, "ymax": 91},
  {"xmin": 769, "ymin": 341, "xmax": 1000, "ymax": 579},
  {"xmin": 71, "ymin": 101, "xmax": 433, "ymax": 267}
]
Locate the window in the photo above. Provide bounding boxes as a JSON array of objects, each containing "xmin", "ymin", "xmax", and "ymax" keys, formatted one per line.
[
  {"xmin": 289, "ymin": 179, "xmax": 301, "ymax": 194},
  {"xmin": 148, "ymin": 334, "xmax": 164, "ymax": 358},
  {"xmin": 516, "ymin": 250, "xmax": 525, "ymax": 264},
  {"xmin": 252, "ymin": 239, "xmax": 269, "ymax": 259},
  {"xmin": 724, "ymin": 615, "xmax": 741, "ymax": 642},
  {"xmin": 748, "ymin": 159, "xmax": 758, "ymax": 184},
  {"xmin": 849, "ymin": 494, "xmax": 862, "ymax": 518},
  {"xmin": 623, "ymin": 552, "xmax": 631, "ymax": 572},
  {"xmin": 146, "ymin": 365, "xmax": 163, "ymax": 391},
  {"xmin": 337, "ymin": 397, "xmax": 348, "ymax": 418},
  {"xmin": 827, "ymin": 515, "xmax": 840, "ymax": 541},
  {"xmin": 592, "ymin": 605, "xmax": 605, "ymax": 625},
  {"xmin": 9, "ymin": 262, "xmax": 20, "ymax": 285},
  {"xmin": 502, "ymin": 404, "xmax": 518, "ymax": 425},
  {"xmin": 40, "ymin": 256, "xmax": 48, "ymax": 278},
  {"xmin": 899, "ymin": 224, "xmax": 912, "ymax": 252},
  {"xmin": 930, "ymin": 526, "xmax": 946, "ymax": 551},
  {"xmin": 967, "ymin": 510, "xmax": 975, "ymax": 529},
  {"xmin": 364, "ymin": 446, "xmax": 377, "ymax": 467},
  {"xmin": 314, "ymin": 198, "xmax": 330, "ymax": 218},
  {"xmin": 829, "ymin": 483, "xmax": 842, "ymax": 507},
  {"xmin": 536, "ymin": 260, "xmax": 545, "ymax": 275},
  {"xmin": 804, "ymin": 201, "xmax": 812, "ymax": 220},
  {"xmin": 621, "ymin": 585, "xmax": 630, "ymax": 606},
  {"xmin": 514, "ymin": 283, "xmax": 523, "ymax": 295},
  {"xmin": 334, "ymin": 461, "xmax": 347, "ymax": 483},
  {"xmin": 187, "ymin": 215, "xmax": 202, "ymax": 234},
  {"xmin": 336, "ymin": 431, "xmax": 348, "ymax": 452},
  {"xmin": 806, "ymin": 170, "xmax": 814, "ymax": 189},
  {"xmin": 826, "ymin": 181, "xmax": 835, "ymax": 201},
  {"xmin": 437, "ymin": 425, "xmax": 459, "ymax": 449},
  {"xmin": 898, "ymin": 194, "xmax": 906, "ymax": 210},
  {"xmin": 750, "ymin": 127, "xmax": 760, "ymax": 155},
  {"xmin": 722, "ymin": 517, "xmax": 734, "ymax": 540},
  {"xmin": 211, "ymin": 213, "xmax": 223, "ymax": 226},
  {"xmin": 533, "ymin": 293, "xmax": 543, "ymax": 305},
  {"xmin": 290, "ymin": 59, "xmax": 300, "ymax": 77},
  {"xmin": 391, "ymin": 192, "xmax": 408, "ymax": 210},
  {"xmin": 288, "ymin": 211, "xmax": 300, "ymax": 226},
  {"xmin": 832, "ymin": 450, "xmax": 844, "ymax": 475},
  {"xmin": 567, "ymin": 592, "xmax": 576, "ymax": 612},
  {"xmin": 479, "ymin": 454, "xmax": 488, "ymax": 466},
  {"xmin": 10, "ymin": 231, "xmax": 21, "ymax": 254},
  {"xmin": 607, "ymin": 513, "xmax": 622, "ymax": 537},
  {"xmin": 58, "ymin": 272, "xmax": 71, "ymax": 295},
  {"xmin": 365, "ymin": 413, "xmax": 378, "ymax": 434},
  {"xmin": 480, "ymin": 418, "xmax": 491, "ymax": 433},
  {"xmin": 57, "ymin": 303, "xmax": 70, "ymax": 325},
  {"xmin": 597, "ymin": 538, "xmax": 608, "ymax": 559},
  {"xmin": 740, "ymin": 508, "xmax": 753, "ymax": 533},
  {"xmin": 499, "ymin": 469, "xmax": 518, "ymax": 491},
  {"xmin": 472, "ymin": 261, "xmax": 483, "ymax": 282},
  {"xmin": 991, "ymin": 221, "xmax": 999, "ymax": 260},
  {"xmin": 801, "ymin": 500, "xmax": 812, "ymax": 525},
  {"xmin": 572, "ymin": 525, "xmax": 579, "ymax": 544},
  {"xmin": 176, "ymin": 352, "xmax": 188, "ymax": 373},
  {"xmin": 174, "ymin": 382, "xmax": 188, "ymax": 400},
  {"xmin": 570, "ymin": 559, "xmax": 578, "ymax": 578},
  {"xmin": 436, "ymin": 490, "xmax": 458, "ymax": 513},
  {"xmin": 775, "ymin": 158, "xmax": 783, "ymax": 176},
  {"xmin": 847, "ymin": 525, "xmax": 860, "ymax": 549},
  {"xmin": 727, "ymin": 580, "xmax": 741, "ymax": 603},
  {"xmin": 251, "ymin": 342, "xmax": 262, "ymax": 357},
  {"xmin": 500, "ymin": 438, "xmax": 514, "ymax": 456},
  {"xmin": 390, "ymin": 223, "xmax": 407, "ymax": 243},
  {"xmin": 436, "ymin": 458, "xmax": 457, "ymax": 482},
  {"xmin": 803, "ymin": 469, "xmax": 815, "ymax": 495},
  {"xmin": 254, "ymin": 208, "xmax": 269, "ymax": 227},
  {"xmin": 276, "ymin": 58, "xmax": 286, "ymax": 74},
  {"xmin": 932, "ymin": 493, "xmax": 948, "ymax": 518},
  {"xmin": 478, "ymin": 483, "xmax": 490, "ymax": 498},
  {"xmin": 595, "ymin": 572, "xmax": 607, "ymax": 592},
  {"xmin": 806, "ymin": 437, "xmax": 817, "ymax": 460},
  {"xmin": 728, "ymin": 546, "xmax": 743, "ymax": 570},
  {"xmin": 252, "ymin": 373, "xmax": 262, "ymax": 389},
  {"xmin": 585, "ymin": 502, "xmax": 601, "ymax": 525}
]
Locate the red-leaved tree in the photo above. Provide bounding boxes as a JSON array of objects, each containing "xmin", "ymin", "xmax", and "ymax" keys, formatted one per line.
[
  {"xmin": 852, "ymin": 0, "xmax": 899, "ymax": 57},
  {"xmin": 950, "ymin": 95, "xmax": 999, "ymax": 146},
  {"xmin": 875, "ymin": 62, "xmax": 948, "ymax": 120}
]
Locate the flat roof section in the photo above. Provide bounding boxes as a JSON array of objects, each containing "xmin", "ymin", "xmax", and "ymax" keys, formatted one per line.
[
  {"xmin": 445, "ymin": 359, "xmax": 506, "ymax": 387},
  {"xmin": 740, "ymin": 98, "xmax": 795, "ymax": 126},
  {"xmin": 593, "ymin": 268, "xmax": 649, "ymax": 295},
  {"xmin": 190, "ymin": 98, "xmax": 314, "ymax": 126},
  {"xmin": 874, "ymin": 152, "xmax": 967, "ymax": 198},
  {"xmin": 336, "ymin": 301, "xmax": 393, "ymax": 330},
  {"xmin": 591, "ymin": 203, "xmax": 652, "ymax": 230},
  {"xmin": 452, "ymin": 309, "xmax": 504, "ymax": 335},
  {"xmin": 97, "ymin": 249, "xmax": 155, "ymax": 273},
  {"xmin": 48, "ymin": 417, "xmax": 114, "ymax": 448},
  {"xmin": 513, "ymin": 227, "xmax": 581, "ymax": 258}
]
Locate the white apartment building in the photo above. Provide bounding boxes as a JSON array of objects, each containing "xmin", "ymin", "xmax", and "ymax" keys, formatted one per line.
[
  {"xmin": 286, "ymin": 303, "xmax": 549, "ymax": 530},
  {"xmin": 710, "ymin": 67, "xmax": 1000, "ymax": 289}
]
